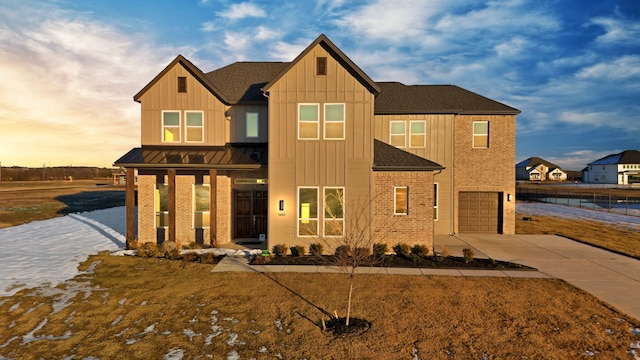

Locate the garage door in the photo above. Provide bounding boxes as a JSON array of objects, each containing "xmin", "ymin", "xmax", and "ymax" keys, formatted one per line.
[{"xmin": 458, "ymin": 192, "xmax": 501, "ymax": 233}]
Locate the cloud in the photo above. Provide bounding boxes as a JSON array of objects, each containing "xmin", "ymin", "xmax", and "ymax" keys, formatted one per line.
[
  {"xmin": 576, "ymin": 55, "xmax": 640, "ymax": 80},
  {"xmin": 216, "ymin": 2, "xmax": 266, "ymax": 20},
  {"xmin": 200, "ymin": 21, "xmax": 217, "ymax": 32},
  {"xmin": 589, "ymin": 15, "xmax": 640, "ymax": 45}
]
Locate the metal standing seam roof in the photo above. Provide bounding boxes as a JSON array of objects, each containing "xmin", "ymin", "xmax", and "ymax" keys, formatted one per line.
[
  {"xmin": 372, "ymin": 139, "xmax": 444, "ymax": 171},
  {"xmin": 114, "ymin": 144, "xmax": 267, "ymax": 169}
]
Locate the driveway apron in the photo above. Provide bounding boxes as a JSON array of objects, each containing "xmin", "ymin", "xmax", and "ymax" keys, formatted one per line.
[{"xmin": 440, "ymin": 234, "xmax": 640, "ymax": 321}]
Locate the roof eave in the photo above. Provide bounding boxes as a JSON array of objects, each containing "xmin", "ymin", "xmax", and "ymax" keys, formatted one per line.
[
  {"xmin": 374, "ymin": 109, "xmax": 461, "ymax": 115},
  {"xmin": 372, "ymin": 165, "xmax": 445, "ymax": 172},
  {"xmin": 458, "ymin": 110, "xmax": 521, "ymax": 115}
]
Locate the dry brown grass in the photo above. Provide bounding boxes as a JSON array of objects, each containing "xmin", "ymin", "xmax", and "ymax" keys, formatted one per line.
[
  {"xmin": 0, "ymin": 254, "xmax": 637, "ymax": 359},
  {"xmin": 0, "ymin": 180, "xmax": 123, "ymax": 228},
  {"xmin": 516, "ymin": 213, "xmax": 640, "ymax": 258}
]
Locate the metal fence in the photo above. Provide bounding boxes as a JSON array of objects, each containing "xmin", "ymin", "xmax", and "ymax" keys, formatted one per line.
[{"xmin": 516, "ymin": 185, "xmax": 640, "ymax": 217}]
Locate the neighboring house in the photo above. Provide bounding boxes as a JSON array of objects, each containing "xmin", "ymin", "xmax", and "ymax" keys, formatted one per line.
[
  {"xmin": 516, "ymin": 157, "xmax": 567, "ymax": 181},
  {"xmin": 582, "ymin": 150, "xmax": 640, "ymax": 185},
  {"xmin": 114, "ymin": 34, "xmax": 520, "ymax": 252}
]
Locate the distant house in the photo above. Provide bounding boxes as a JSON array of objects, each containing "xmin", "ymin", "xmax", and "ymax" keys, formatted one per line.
[
  {"xmin": 582, "ymin": 150, "xmax": 640, "ymax": 185},
  {"xmin": 516, "ymin": 157, "xmax": 567, "ymax": 181}
]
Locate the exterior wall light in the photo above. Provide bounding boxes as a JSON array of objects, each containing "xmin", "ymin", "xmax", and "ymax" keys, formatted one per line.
[{"xmin": 279, "ymin": 200, "xmax": 285, "ymax": 211}]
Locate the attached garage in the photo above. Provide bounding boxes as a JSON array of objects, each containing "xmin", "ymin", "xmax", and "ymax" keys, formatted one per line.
[{"xmin": 458, "ymin": 192, "xmax": 502, "ymax": 233}]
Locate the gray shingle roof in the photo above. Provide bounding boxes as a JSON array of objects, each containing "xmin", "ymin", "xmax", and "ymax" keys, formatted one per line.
[
  {"xmin": 373, "ymin": 139, "xmax": 444, "ymax": 171},
  {"xmin": 589, "ymin": 150, "xmax": 640, "ymax": 165},
  {"xmin": 205, "ymin": 62, "xmax": 290, "ymax": 103},
  {"xmin": 516, "ymin": 157, "xmax": 562, "ymax": 170}
]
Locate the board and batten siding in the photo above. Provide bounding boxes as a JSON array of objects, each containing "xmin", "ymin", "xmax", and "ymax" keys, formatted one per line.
[
  {"xmin": 267, "ymin": 44, "xmax": 376, "ymax": 247},
  {"xmin": 226, "ymin": 104, "xmax": 268, "ymax": 143},
  {"xmin": 139, "ymin": 63, "xmax": 228, "ymax": 146}
]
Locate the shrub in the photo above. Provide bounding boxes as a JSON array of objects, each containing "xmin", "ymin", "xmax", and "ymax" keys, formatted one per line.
[
  {"xmin": 309, "ymin": 243, "xmax": 324, "ymax": 256},
  {"xmin": 409, "ymin": 253, "xmax": 423, "ymax": 265},
  {"xmin": 411, "ymin": 244, "xmax": 430, "ymax": 257},
  {"xmin": 137, "ymin": 242, "xmax": 161, "ymax": 258},
  {"xmin": 354, "ymin": 247, "xmax": 372, "ymax": 258},
  {"xmin": 272, "ymin": 244, "xmax": 289, "ymax": 257},
  {"xmin": 393, "ymin": 243, "xmax": 411, "ymax": 258},
  {"xmin": 335, "ymin": 245, "xmax": 352, "ymax": 257},
  {"xmin": 165, "ymin": 248, "xmax": 182, "ymax": 260},
  {"xmin": 440, "ymin": 245, "xmax": 451, "ymax": 258},
  {"xmin": 372, "ymin": 243, "xmax": 389, "ymax": 257},
  {"xmin": 291, "ymin": 245, "xmax": 306, "ymax": 257},
  {"xmin": 199, "ymin": 252, "xmax": 219, "ymax": 264},
  {"xmin": 186, "ymin": 242, "xmax": 201, "ymax": 250},
  {"xmin": 126, "ymin": 239, "xmax": 139, "ymax": 250},
  {"xmin": 181, "ymin": 252, "xmax": 198, "ymax": 262},
  {"xmin": 253, "ymin": 254, "xmax": 272, "ymax": 264},
  {"xmin": 463, "ymin": 248, "xmax": 475, "ymax": 263}
]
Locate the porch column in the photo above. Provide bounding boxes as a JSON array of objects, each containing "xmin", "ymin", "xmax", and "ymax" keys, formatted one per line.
[
  {"xmin": 125, "ymin": 167, "xmax": 135, "ymax": 245},
  {"xmin": 209, "ymin": 169, "xmax": 218, "ymax": 247},
  {"xmin": 168, "ymin": 169, "xmax": 176, "ymax": 242}
]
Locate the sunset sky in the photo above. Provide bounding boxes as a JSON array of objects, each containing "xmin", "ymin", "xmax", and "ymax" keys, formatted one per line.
[{"xmin": 0, "ymin": 0, "xmax": 638, "ymax": 170}]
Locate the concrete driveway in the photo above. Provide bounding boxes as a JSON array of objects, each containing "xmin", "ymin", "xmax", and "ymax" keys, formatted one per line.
[{"xmin": 436, "ymin": 234, "xmax": 640, "ymax": 321}]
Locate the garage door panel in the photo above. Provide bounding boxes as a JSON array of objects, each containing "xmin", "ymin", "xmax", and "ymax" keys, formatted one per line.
[{"xmin": 459, "ymin": 192, "xmax": 501, "ymax": 234}]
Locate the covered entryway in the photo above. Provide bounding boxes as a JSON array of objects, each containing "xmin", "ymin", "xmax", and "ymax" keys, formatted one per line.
[
  {"xmin": 458, "ymin": 192, "xmax": 502, "ymax": 233},
  {"xmin": 234, "ymin": 190, "xmax": 268, "ymax": 239}
]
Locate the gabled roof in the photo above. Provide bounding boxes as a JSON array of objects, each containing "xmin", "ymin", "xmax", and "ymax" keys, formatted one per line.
[
  {"xmin": 205, "ymin": 62, "xmax": 290, "ymax": 103},
  {"xmin": 375, "ymin": 82, "xmax": 520, "ymax": 115},
  {"xmin": 263, "ymin": 34, "xmax": 381, "ymax": 95},
  {"xmin": 133, "ymin": 55, "xmax": 231, "ymax": 104},
  {"xmin": 516, "ymin": 157, "xmax": 561, "ymax": 170},
  {"xmin": 372, "ymin": 139, "xmax": 444, "ymax": 171},
  {"xmin": 589, "ymin": 150, "xmax": 640, "ymax": 165}
]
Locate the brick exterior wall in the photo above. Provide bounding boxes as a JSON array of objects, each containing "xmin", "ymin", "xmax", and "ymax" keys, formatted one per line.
[
  {"xmin": 175, "ymin": 175, "xmax": 195, "ymax": 247},
  {"xmin": 454, "ymin": 115, "xmax": 516, "ymax": 234},
  {"xmin": 373, "ymin": 171, "xmax": 435, "ymax": 252}
]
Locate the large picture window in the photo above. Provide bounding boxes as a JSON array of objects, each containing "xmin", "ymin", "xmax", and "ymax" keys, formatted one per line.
[
  {"xmin": 298, "ymin": 187, "xmax": 319, "ymax": 236},
  {"xmin": 324, "ymin": 187, "xmax": 344, "ymax": 236},
  {"xmin": 246, "ymin": 112, "xmax": 259, "ymax": 138},
  {"xmin": 298, "ymin": 104, "xmax": 319, "ymax": 139},
  {"xmin": 394, "ymin": 186, "xmax": 408, "ymax": 215},
  {"xmin": 473, "ymin": 121, "xmax": 489, "ymax": 148},
  {"xmin": 193, "ymin": 185, "xmax": 210, "ymax": 228},
  {"xmin": 162, "ymin": 111, "xmax": 181, "ymax": 142},
  {"xmin": 390, "ymin": 121, "xmax": 406, "ymax": 148},
  {"xmin": 155, "ymin": 184, "xmax": 169, "ymax": 227},
  {"xmin": 324, "ymin": 104, "xmax": 345, "ymax": 140},
  {"xmin": 409, "ymin": 121, "xmax": 426, "ymax": 148},
  {"xmin": 185, "ymin": 111, "xmax": 204, "ymax": 142}
]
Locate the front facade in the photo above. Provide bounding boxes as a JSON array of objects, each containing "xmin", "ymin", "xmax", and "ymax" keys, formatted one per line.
[
  {"xmin": 115, "ymin": 34, "xmax": 520, "ymax": 252},
  {"xmin": 582, "ymin": 150, "xmax": 640, "ymax": 185},
  {"xmin": 516, "ymin": 157, "xmax": 567, "ymax": 181}
]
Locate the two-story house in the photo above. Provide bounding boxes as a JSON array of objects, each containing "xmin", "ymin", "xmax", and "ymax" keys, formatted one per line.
[
  {"xmin": 516, "ymin": 157, "xmax": 567, "ymax": 181},
  {"xmin": 115, "ymin": 34, "xmax": 520, "ymax": 252},
  {"xmin": 582, "ymin": 150, "xmax": 640, "ymax": 185}
]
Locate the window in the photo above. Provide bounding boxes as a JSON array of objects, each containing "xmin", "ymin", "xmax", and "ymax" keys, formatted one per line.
[
  {"xmin": 298, "ymin": 187, "xmax": 318, "ymax": 236},
  {"xmin": 324, "ymin": 104, "xmax": 345, "ymax": 140},
  {"xmin": 178, "ymin": 77, "xmax": 187, "ymax": 93},
  {"xmin": 155, "ymin": 184, "xmax": 168, "ymax": 228},
  {"xmin": 246, "ymin": 112, "xmax": 259, "ymax": 138},
  {"xmin": 433, "ymin": 183, "xmax": 438, "ymax": 220},
  {"xmin": 410, "ymin": 121, "xmax": 426, "ymax": 148},
  {"xmin": 298, "ymin": 104, "xmax": 319, "ymax": 139},
  {"xmin": 473, "ymin": 121, "xmax": 489, "ymax": 148},
  {"xmin": 317, "ymin": 57, "xmax": 327, "ymax": 75},
  {"xmin": 390, "ymin": 121, "xmax": 406, "ymax": 148},
  {"xmin": 193, "ymin": 185, "xmax": 210, "ymax": 228},
  {"xmin": 394, "ymin": 186, "xmax": 408, "ymax": 215},
  {"xmin": 324, "ymin": 187, "xmax": 344, "ymax": 236},
  {"xmin": 162, "ymin": 111, "xmax": 181, "ymax": 142},
  {"xmin": 185, "ymin": 111, "xmax": 203, "ymax": 142}
]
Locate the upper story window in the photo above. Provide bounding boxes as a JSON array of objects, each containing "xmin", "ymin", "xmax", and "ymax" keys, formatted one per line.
[
  {"xmin": 162, "ymin": 111, "xmax": 181, "ymax": 142},
  {"xmin": 390, "ymin": 121, "xmax": 406, "ymax": 148},
  {"xmin": 317, "ymin": 57, "xmax": 327, "ymax": 75},
  {"xmin": 246, "ymin": 112, "xmax": 259, "ymax": 138},
  {"xmin": 409, "ymin": 121, "xmax": 426, "ymax": 148},
  {"xmin": 324, "ymin": 104, "xmax": 345, "ymax": 140},
  {"xmin": 178, "ymin": 77, "xmax": 187, "ymax": 93},
  {"xmin": 473, "ymin": 121, "xmax": 489, "ymax": 148},
  {"xmin": 299, "ymin": 104, "xmax": 319, "ymax": 140},
  {"xmin": 185, "ymin": 111, "xmax": 204, "ymax": 142}
]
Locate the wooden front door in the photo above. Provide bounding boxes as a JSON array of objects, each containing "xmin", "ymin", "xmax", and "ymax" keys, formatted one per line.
[{"xmin": 234, "ymin": 190, "xmax": 268, "ymax": 238}]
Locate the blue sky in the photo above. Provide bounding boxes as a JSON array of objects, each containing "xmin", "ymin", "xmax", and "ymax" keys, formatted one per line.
[{"xmin": 0, "ymin": 0, "xmax": 638, "ymax": 170}]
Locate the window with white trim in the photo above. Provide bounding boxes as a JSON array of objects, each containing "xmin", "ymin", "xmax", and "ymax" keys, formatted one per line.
[
  {"xmin": 473, "ymin": 121, "xmax": 489, "ymax": 148},
  {"xmin": 298, "ymin": 104, "xmax": 319, "ymax": 139},
  {"xmin": 394, "ymin": 186, "xmax": 408, "ymax": 215},
  {"xmin": 410, "ymin": 121, "xmax": 426, "ymax": 148},
  {"xmin": 162, "ymin": 111, "xmax": 181, "ymax": 142},
  {"xmin": 298, "ymin": 187, "xmax": 319, "ymax": 236},
  {"xmin": 246, "ymin": 112, "xmax": 259, "ymax": 138},
  {"xmin": 324, "ymin": 187, "xmax": 344, "ymax": 236},
  {"xmin": 155, "ymin": 184, "xmax": 168, "ymax": 228},
  {"xmin": 324, "ymin": 104, "xmax": 345, "ymax": 140},
  {"xmin": 433, "ymin": 183, "xmax": 438, "ymax": 220},
  {"xmin": 193, "ymin": 185, "xmax": 210, "ymax": 228},
  {"xmin": 390, "ymin": 121, "xmax": 406, "ymax": 148},
  {"xmin": 185, "ymin": 111, "xmax": 204, "ymax": 142}
]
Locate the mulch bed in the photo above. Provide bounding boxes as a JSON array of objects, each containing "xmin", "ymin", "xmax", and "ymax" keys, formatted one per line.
[{"xmin": 251, "ymin": 254, "xmax": 534, "ymax": 270}]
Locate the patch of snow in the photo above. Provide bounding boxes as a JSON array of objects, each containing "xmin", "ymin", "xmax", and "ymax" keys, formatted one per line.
[
  {"xmin": 0, "ymin": 336, "xmax": 18, "ymax": 349},
  {"xmin": 8, "ymin": 303, "xmax": 20, "ymax": 312},
  {"xmin": 274, "ymin": 319, "xmax": 283, "ymax": 330},
  {"xmin": 223, "ymin": 317, "xmax": 239, "ymax": 324},
  {"xmin": 22, "ymin": 318, "xmax": 72, "ymax": 344},
  {"xmin": 632, "ymin": 328, "xmax": 640, "ymax": 335},
  {"xmin": 164, "ymin": 348, "xmax": 185, "ymax": 360},
  {"xmin": 226, "ymin": 350, "xmax": 240, "ymax": 360},
  {"xmin": 632, "ymin": 341, "xmax": 640, "ymax": 349},
  {"xmin": 517, "ymin": 203, "xmax": 640, "ymax": 230},
  {"xmin": 183, "ymin": 329, "xmax": 200, "ymax": 342},
  {"xmin": 118, "ymin": 298, "xmax": 127, "ymax": 306},
  {"xmin": 606, "ymin": 328, "xmax": 614, "ymax": 335},
  {"xmin": 0, "ymin": 207, "xmax": 125, "ymax": 297},
  {"xmin": 226, "ymin": 333, "xmax": 244, "ymax": 346},
  {"xmin": 111, "ymin": 315, "xmax": 123, "ymax": 326},
  {"xmin": 584, "ymin": 350, "xmax": 596, "ymax": 356},
  {"xmin": 125, "ymin": 338, "xmax": 138, "ymax": 345},
  {"xmin": 258, "ymin": 346, "xmax": 268, "ymax": 353}
]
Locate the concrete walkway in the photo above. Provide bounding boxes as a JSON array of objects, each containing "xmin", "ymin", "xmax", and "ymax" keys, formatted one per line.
[
  {"xmin": 440, "ymin": 234, "xmax": 640, "ymax": 321},
  {"xmin": 212, "ymin": 234, "xmax": 640, "ymax": 321}
]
